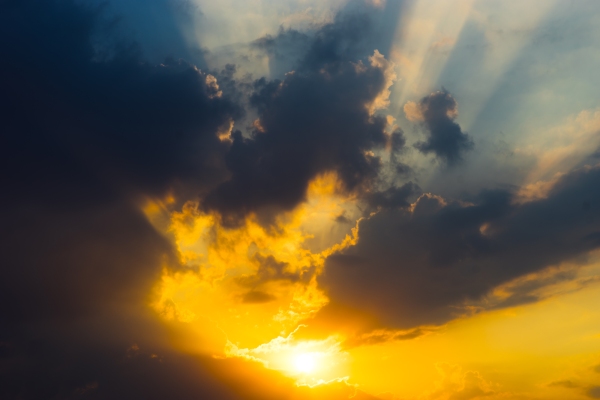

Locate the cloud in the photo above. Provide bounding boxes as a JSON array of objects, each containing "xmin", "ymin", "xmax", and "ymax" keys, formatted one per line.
[
  {"xmin": 253, "ymin": 27, "xmax": 313, "ymax": 79},
  {"xmin": 364, "ymin": 182, "xmax": 420, "ymax": 211},
  {"xmin": 236, "ymin": 254, "xmax": 315, "ymax": 289},
  {"xmin": 3, "ymin": 0, "xmax": 598, "ymax": 398},
  {"xmin": 0, "ymin": 2, "xmax": 241, "ymax": 206},
  {"xmin": 0, "ymin": 0, "xmax": 253, "ymax": 398},
  {"xmin": 410, "ymin": 89, "xmax": 474, "ymax": 165},
  {"xmin": 548, "ymin": 380, "xmax": 580, "ymax": 388},
  {"xmin": 203, "ymin": 12, "xmax": 405, "ymax": 224},
  {"xmin": 343, "ymin": 327, "xmax": 438, "ymax": 348},
  {"xmin": 318, "ymin": 164, "xmax": 600, "ymax": 329},
  {"xmin": 242, "ymin": 290, "xmax": 277, "ymax": 304},
  {"xmin": 0, "ymin": 0, "xmax": 242, "ymax": 324}
]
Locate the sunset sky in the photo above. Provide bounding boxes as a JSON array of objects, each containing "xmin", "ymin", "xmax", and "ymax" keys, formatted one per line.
[{"xmin": 2, "ymin": 0, "xmax": 600, "ymax": 399}]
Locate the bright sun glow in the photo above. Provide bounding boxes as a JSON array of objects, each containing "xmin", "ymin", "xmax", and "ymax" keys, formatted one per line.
[{"xmin": 294, "ymin": 352, "xmax": 318, "ymax": 374}]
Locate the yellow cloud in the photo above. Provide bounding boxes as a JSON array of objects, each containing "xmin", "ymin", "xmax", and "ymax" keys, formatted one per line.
[{"xmin": 149, "ymin": 173, "xmax": 359, "ymax": 359}]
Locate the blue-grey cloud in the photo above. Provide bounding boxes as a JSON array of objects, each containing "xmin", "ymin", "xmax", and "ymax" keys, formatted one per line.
[
  {"xmin": 319, "ymin": 164, "xmax": 600, "ymax": 329},
  {"xmin": 204, "ymin": 11, "xmax": 406, "ymax": 224},
  {"xmin": 413, "ymin": 89, "xmax": 474, "ymax": 165}
]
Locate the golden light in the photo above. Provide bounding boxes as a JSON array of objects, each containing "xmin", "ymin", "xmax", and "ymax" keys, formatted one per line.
[
  {"xmin": 294, "ymin": 352, "xmax": 318, "ymax": 374},
  {"xmin": 148, "ymin": 173, "xmax": 360, "ymax": 356}
]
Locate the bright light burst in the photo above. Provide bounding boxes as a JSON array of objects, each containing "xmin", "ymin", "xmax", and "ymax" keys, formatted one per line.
[{"xmin": 293, "ymin": 352, "xmax": 318, "ymax": 374}]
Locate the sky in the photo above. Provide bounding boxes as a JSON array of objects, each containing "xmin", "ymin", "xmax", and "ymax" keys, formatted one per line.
[{"xmin": 1, "ymin": 0, "xmax": 600, "ymax": 399}]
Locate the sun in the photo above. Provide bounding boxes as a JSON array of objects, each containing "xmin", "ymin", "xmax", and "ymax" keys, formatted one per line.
[{"xmin": 294, "ymin": 352, "xmax": 318, "ymax": 374}]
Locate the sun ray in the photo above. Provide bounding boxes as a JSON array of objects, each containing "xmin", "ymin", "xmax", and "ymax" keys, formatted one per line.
[{"xmin": 389, "ymin": 0, "xmax": 475, "ymax": 109}]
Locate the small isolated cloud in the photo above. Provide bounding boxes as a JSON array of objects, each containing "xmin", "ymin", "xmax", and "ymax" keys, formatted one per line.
[
  {"xmin": 548, "ymin": 379, "xmax": 580, "ymax": 389},
  {"xmin": 343, "ymin": 326, "xmax": 438, "ymax": 348},
  {"xmin": 409, "ymin": 89, "xmax": 474, "ymax": 165},
  {"xmin": 242, "ymin": 290, "xmax": 277, "ymax": 304}
]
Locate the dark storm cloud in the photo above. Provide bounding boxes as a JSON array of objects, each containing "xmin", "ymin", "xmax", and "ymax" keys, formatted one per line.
[
  {"xmin": 200, "ymin": 2, "xmax": 413, "ymax": 224},
  {"xmin": 0, "ymin": 0, "xmax": 240, "ymax": 324},
  {"xmin": 0, "ymin": 0, "xmax": 401, "ymax": 395},
  {"xmin": 204, "ymin": 12, "xmax": 403, "ymax": 223},
  {"xmin": 1, "ymin": 0, "xmax": 240, "ymax": 203},
  {"xmin": 414, "ymin": 90, "xmax": 474, "ymax": 165},
  {"xmin": 0, "ymin": 0, "xmax": 247, "ymax": 397},
  {"xmin": 319, "ymin": 164, "xmax": 600, "ymax": 329}
]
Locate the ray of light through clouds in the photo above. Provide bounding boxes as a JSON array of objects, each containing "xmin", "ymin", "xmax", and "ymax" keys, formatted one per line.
[{"xmin": 2, "ymin": 0, "xmax": 600, "ymax": 399}]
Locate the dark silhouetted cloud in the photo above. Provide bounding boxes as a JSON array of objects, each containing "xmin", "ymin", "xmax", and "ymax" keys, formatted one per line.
[
  {"xmin": 412, "ymin": 89, "xmax": 474, "ymax": 165},
  {"xmin": 319, "ymin": 164, "xmax": 600, "ymax": 329},
  {"xmin": 0, "ymin": 0, "xmax": 243, "ymax": 397},
  {"xmin": 0, "ymin": 0, "xmax": 241, "ymax": 325},
  {"xmin": 204, "ymin": 13, "xmax": 402, "ymax": 224}
]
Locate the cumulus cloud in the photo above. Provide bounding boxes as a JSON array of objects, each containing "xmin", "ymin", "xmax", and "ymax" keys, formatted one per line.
[{"xmin": 203, "ymin": 13, "xmax": 406, "ymax": 224}]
